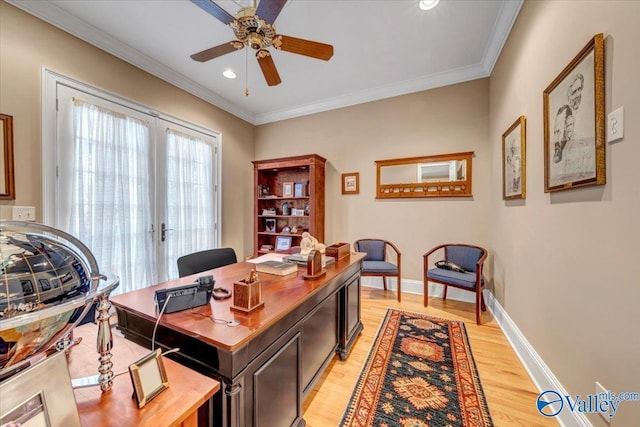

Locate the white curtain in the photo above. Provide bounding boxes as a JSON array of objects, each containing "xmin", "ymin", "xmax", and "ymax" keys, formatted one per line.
[
  {"xmin": 163, "ymin": 128, "xmax": 214, "ymax": 280},
  {"xmin": 70, "ymin": 99, "xmax": 155, "ymax": 295}
]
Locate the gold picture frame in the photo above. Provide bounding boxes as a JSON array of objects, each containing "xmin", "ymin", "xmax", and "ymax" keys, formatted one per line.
[
  {"xmin": 502, "ymin": 116, "xmax": 526, "ymax": 200},
  {"xmin": 128, "ymin": 349, "xmax": 169, "ymax": 408},
  {"xmin": 341, "ymin": 172, "xmax": 359, "ymax": 194},
  {"xmin": 0, "ymin": 113, "xmax": 16, "ymax": 200},
  {"xmin": 282, "ymin": 182, "xmax": 293, "ymax": 197},
  {"xmin": 544, "ymin": 33, "xmax": 605, "ymax": 193}
]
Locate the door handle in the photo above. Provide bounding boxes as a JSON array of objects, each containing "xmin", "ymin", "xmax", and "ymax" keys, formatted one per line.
[{"xmin": 161, "ymin": 223, "xmax": 173, "ymax": 242}]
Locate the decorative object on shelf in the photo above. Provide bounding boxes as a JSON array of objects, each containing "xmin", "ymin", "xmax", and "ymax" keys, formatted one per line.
[
  {"xmin": 231, "ymin": 268, "xmax": 264, "ymax": 313},
  {"xmin": 0, "ymin": 114, "xmax": 15, "ymax": 200},
  {"xmin": 258, "ymin": 184, "xmax": 270, "ymax": 197},
  {"xmin": 300, "ymin": 231, "xmax": 326, "ymax": 257},
  {"xmin": 281, "ymin": 201, "xmax": 291, "ymax": 216},
  {"xmin": 304, "ymin": 203, "xmax": 310, "ymax": 215},
  {"xmin": 128, "ymin": 348, "xmax": 169, "ymax": 408},
  {"xmin": 326, "ymin": 242, "xmax": 350, "ymax": 261},
  {"xmin": 262, "ymin": 207, "xmax": 276, "ymax": 216},
  {"xmin": 275, "ymin": 235, "xmax": 292, "ymax": 251},
  {"xmin": 282, "ymin": 225, "xmax": 291, "ymax": 233},
  {"xmin": 544, "ymin": 33, "xmax": 605, "ymax": 193},
  {"xmin": 502, "ymin": 116, "xmax": 527, "ymax": 200},
  {"xmin": 0, "ymin": 352, "xmax": 81, "ymax": 426},
  {"xmin": 260, "ymin": 244, "xmax": 274, "ymax": 251},
  {"xmin": 303, "ymin": 249, "xmax": 326, "ymax": 280},
  {"xmin": 291, "ymin": 208, "xmax": 305, "ymax": 216},
  {"xmin": 283, "ymin": 182, "xmax": 293, "ymax": 197},
  {"xmin": 291, "ymin": 225, "xmax": 298, "ymax": 233},
  {"xmin": 265, "ymin": 218, "xmax": 276, "ymax": 232},
  {"xmin": 294, "ymin": 181, "xmax": 307, "ymax": 197},
  {"xmin": 376, "ymin": 152, "xmax": 473, "ymax": 198},
  {"xmin": 341, "ymin": 172, "xmax": 359, "ymax": 195}
]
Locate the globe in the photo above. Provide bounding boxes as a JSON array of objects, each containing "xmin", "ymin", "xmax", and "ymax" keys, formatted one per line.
[{"xmin": 0, "ymin": 221, "xmax": 118, "ymax": 377}]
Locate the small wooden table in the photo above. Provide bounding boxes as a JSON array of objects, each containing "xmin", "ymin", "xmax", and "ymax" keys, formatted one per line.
[{"xmin": 68, "ymin": 323, "xmax": 220, "ymax": 427}]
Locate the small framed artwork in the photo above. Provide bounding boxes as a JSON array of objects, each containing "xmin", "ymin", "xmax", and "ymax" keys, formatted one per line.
[
  {"xmin": 342, "ymin": 172, "xmax": 359, "ymax": 194},
  {"xmin": 0, "ymin": 352, "xmax": 81, "ymax": 427},
  {"xmin": 293, "ymin": 182, "xmax": 306, "ymax": 197},
  {"xmin": 275, "ymin": 235, "xmax": 292, "ymax": 251},
  {"xmin": 129, "ymin": 348, "xmax": 170, "ymax": 409},
  {"xmin": 282, "ymin": 182, "xmax": 294, "ymax": 197},
  {"xmin": 543, "ymin": 33, "xmax": 605, "ymax": 193},
  {"xmin": 502, "ymin": 116, "xmax": 526, "ymax": 200},
  {"xmin": 265, "ymin": 218, "xmax": 276, "ymax": 232}
]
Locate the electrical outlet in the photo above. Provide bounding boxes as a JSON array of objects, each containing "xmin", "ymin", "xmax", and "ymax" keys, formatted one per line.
[
  {"xmin": 595, "ymin": 381, "xmax": 612, "ymax": 425},
  {"xmin": 607, "ymin": 107, "xmax": 624, "ymax": 143},
  {"xmin": 12, "ymin": 206, "xmax": 36, "ymax": 222}
]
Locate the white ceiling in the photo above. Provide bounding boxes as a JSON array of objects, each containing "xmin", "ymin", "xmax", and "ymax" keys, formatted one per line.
[{"xmin": 10, "ymin": 0, "xmax": 522, "ymax": 125}]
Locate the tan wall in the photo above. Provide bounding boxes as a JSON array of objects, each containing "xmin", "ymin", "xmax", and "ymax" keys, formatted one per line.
[
  {"xmin": 256, "ymin": 78, "xmax": 491, "ymax": 281},
  {"xmin": 489, "ymin": 1, "xmax": 640, "ymax": 425},
  {"xmin": 0, "ymin": 2, "xmax": 255, "ymax": 258}
]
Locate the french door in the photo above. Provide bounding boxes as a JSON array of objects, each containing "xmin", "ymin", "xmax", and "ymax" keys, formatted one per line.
[{"xmin": 53, "ymin": 81, "xmax": 219, "ymax": 294}]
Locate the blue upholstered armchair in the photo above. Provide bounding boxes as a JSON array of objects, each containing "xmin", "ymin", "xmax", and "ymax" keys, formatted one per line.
[
  {"xmin": 354, "ymin": 239, "xmax": 402, "ymax": 302},
  {"xmin": 423, "ymin": 244, "xmax": 487, "ymax": 324}
]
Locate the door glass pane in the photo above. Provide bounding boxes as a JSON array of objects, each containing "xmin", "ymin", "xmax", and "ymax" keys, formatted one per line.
[
  {"xmin": 162, "ymin": 127, "xmax": 215, "ymax": 281},
  {"xmin": 68, "ymin": 98, "xmax": 155, "ymax": 295}
]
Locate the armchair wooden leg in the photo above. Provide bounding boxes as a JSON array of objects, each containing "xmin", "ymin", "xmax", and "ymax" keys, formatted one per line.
[
  {"xmin": 442, "ymin": 285, "xmax": 448, "ymax": 301},
  {"xmin": 382, "ymin": 276, "xmax": 387, "ymax": 290},
  {"xmin": 396, "ymin": 276, "xmax": 401, "ymax": 303},
  {"xmin": 475, "ymin": 290, "xmax": 482, "ymax": 325},
  {"xmin": 423, "ymin": 280, "xmax": 429, "ymax": 307},
  {"xmin": 481, "ymin": 292, "xmax": 487, "ymax": 311}
]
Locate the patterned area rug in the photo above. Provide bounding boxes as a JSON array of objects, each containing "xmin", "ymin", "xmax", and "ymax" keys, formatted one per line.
[{"xmin": 340, "ymin": 309, "xmax": 493, "ymax": 427}]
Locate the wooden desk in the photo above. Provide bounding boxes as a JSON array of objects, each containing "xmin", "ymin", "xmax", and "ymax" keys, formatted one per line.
[
  {"xmin": 111, "ymin": 254, "xmax": 364, "ymax": 427},
  {"xmin": 68, "ymin": 324, "xmax": 220, "ymax": 427}
]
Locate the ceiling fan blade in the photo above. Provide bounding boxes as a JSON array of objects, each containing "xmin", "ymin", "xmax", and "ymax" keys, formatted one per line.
[
  {"xmin": 191, "ymin": 41, "xmax": 242, "ymax": 62},
  {"xmin": 255, "ymin": 0, "xmax": 288, "ymax": 24},
  {"xmin": 256, "ymin": 49, "xmax": 281, "ymax": 86},
  {"xmin": 190, "ymin": 0, "xmax": 235, "ymax": 25},
  {"xmin": 273, "ymin": 35, "xmax": 333, "ymax": 61}
]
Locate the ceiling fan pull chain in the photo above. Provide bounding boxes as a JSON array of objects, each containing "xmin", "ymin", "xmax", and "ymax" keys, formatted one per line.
[{"xmin": 245, "ymin": 46, "xmax": 250, "ymax": 97}]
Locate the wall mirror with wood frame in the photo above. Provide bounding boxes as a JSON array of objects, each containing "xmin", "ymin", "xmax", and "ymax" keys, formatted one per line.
[
  {"xmin": 0, "ymin": 114, "xmax": 16, "ymax": 200},
  {"xmin": 376, "ymin": 151, "xmax": 473, "ymax": 198}
]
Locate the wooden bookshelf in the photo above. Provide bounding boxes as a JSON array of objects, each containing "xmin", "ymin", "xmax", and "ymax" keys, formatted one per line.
[{"xmin": 252, "ymin": 154, "xmax": 326, "ymax": 256}]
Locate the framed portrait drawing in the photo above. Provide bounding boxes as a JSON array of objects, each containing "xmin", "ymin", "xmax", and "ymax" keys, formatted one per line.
[
  {"xmin": 282, "ymin": 182, "xmax": 293, "ymax": 197},
  {"xmin": 543, "ymin": 33, "xmax": 605, "ymax": 193},
  {"xmin": 293, "ymin": 182, "xmax": 306, "ymax": 197},
  {"xmin": 275, "ymin": 235, "xmax": 292, "ymax": 251},
  {"xmin": 502, "ymin": 116, "xmax": 526, "ymax": 200},
  {"xmin": 265, "ymin": 218, "xmax": 276, "ymax": 232},
  {"xmin": 341, "ymin": 172, "xmax": 359, "ymax": 194}
]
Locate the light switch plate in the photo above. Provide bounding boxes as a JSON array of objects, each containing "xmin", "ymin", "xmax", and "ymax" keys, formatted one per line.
[
  {"xmin": 12, "ymin": 206, "xmax": 36, "ymax": 221},
  {"xmin": 607, "ymin": 107, "xmax": 624, "ymax": 143}
]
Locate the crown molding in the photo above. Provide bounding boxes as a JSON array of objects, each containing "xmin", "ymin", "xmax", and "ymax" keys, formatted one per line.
[
  {"xmin": 9, "ymin": 0, "xmax": 522, "ymax": 126},
  {"xmin": 7, "ymin": 0, "xmax": 256, "ymax": 124}
]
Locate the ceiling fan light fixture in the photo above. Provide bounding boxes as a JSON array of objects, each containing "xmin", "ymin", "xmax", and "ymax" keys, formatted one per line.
[
  {"xmin": 419, "ymin": 0, "xmax": 439, "ymax": 11},
  {"xmin": 223, "ymin": 69, "xmax": 237, "ymax": 79}
]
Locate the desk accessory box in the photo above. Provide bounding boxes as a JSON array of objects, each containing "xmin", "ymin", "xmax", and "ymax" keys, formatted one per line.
[
  {"xmin": 231, "ymin": 273, "xmax": 264, "ymax": 313},
  {"xmin": 326, "ymin": 242, "xmax": 350, "ymax": 260}
]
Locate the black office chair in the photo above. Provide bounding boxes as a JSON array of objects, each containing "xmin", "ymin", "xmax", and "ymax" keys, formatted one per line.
[{"xmin": 177, "ymin": 248, "xmax": 238, "ymax": 278}]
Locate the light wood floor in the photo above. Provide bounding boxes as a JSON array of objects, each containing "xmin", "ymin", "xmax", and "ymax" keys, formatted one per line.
[{"xmin": 302, "ymin": 287, "xmax": 558, "ymax": 426}]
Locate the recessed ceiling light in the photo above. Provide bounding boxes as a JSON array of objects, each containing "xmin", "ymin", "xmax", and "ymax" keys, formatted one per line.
[
  {"xmin": 223, "ymin": 69, "xmax": 237, "ymax": 79},
  {"xmin": 419, "ymin": 0, "xmax": 439, "ymax": 11}
]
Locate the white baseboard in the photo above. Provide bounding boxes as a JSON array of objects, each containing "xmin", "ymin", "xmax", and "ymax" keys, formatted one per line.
[
  {"xmin": 361, "ymin": 277, "xmax": 475, "ymax": 304},
  {"xmin": 484, "ymin": 291, "xmax": 591, "ymax": 427}
]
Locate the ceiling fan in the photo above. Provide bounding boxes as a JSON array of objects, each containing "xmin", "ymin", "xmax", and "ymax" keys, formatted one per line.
[{"xmin": 190, "ymin": 0, "xmax": 334, "ymax": 87}]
